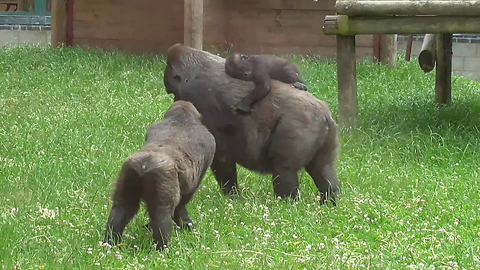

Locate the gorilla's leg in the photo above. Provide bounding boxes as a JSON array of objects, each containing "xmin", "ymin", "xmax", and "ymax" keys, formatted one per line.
[
  {"xmin": 104, "ymin": 173, "xmax": 142, "ymax": 245},
  {"xmin": 305, "ymin": 150, "xmax": 340, "ymax": 206},
  {"xmin": 272, "ymin": 164, "xmax": 300, "ymax": 199},
  {"xmin": 173, "ymin": 191, "xmax": 196, "ymax": 230},
  {"xmin": 147, "ymin": 205, "xmax": 174, "ymax": 251},
  {"xmin": 211, "ymin": 151, "xmax": 238, "ymax": 195}
]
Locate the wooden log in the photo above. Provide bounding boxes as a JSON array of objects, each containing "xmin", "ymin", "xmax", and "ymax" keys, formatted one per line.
[
  {"xmin": 418, "ymin": 34, "xmax": 436, "ymax": 73},
  {"xmin": 336, "ymin": 35, "xmax": 358, "ymax": 129},
  {"xmin": 51, "ymin": 0, "xmax": 67, "ymax": 48},
  {"xmin": 323, "ymin": 15, "xmax": 480, "ymax": 35},
  {"xmin": 324, "ymin": 15, "xmax": 351, "ymax": 36},
  {"xmin": 379, "ymin": 34, "xmax": 397, "ymax": 66},
  {"xmin": 405, "ymin": 34, "xmax": 413, "ymax": 62},
  {"xmin": 184, "ymin": 0, "xmax": 204, "ymax": 50},
  {"xmin": 435, "ymin": 34, "xmax": 452, "ymax": 104},
  {"xmin": 335, "ymin": 0, "xmax": 480, "ymax": 16}
]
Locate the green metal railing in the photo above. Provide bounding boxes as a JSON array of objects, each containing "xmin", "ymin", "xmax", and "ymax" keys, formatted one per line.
[
  {"xmin": 1, "ymin": 0, "xmax": 50, "ymax": 15},
  {"xmin": 1, "ymin": 0, "xmax": 51, "ymax": 25}
]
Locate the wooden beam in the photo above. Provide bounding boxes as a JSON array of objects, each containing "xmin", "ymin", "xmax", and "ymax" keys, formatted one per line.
[
  {"xmin": 379, "ymin": 34, "xmax": 397, "ymax": 66},
  {"xmin": 184, "ymin": 0, "xmax": 203, "ymax": 50},
  {"xmin": 336, "ymin": 35, "xmax": 358, "ymax": 129},
  {"xmin": 51, "ymin": 0, "xmax": 67, "ymax": 47},
  {"xmin": 335, "ymin": 0, "xmax": 480, "ymax": 16},
  {"xmin": 323, "ymin": 15, "xmax": 480, "ymax": 35},
  {"xmin": 418, "ymin": 34, "xmax": 436, "ymax": 73},
  {"xmin": 435, "ymin": 34, "xmax": 452, "ymax": 104}
]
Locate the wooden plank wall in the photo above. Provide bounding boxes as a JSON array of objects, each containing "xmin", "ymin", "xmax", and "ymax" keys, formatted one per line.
[
  {"xmin": 70, "ymin": 0, "xmax": 374, "ymax": 58},
  {"xmin": 72, "ymin": 0, "xmax": 183, "ymax": 54},
  {"xmin": 204, "ymin": 0, "xmax": 374, "ymax": 58}
]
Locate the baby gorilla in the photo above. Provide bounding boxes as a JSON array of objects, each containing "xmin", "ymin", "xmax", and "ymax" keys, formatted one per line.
[
  {"xmin": 103, "ymin": 101, "xmax": 216, "ymax": 251},
  {"xmin": 225, "ymin": 53, "xmax": 308, "ymax": 114}
]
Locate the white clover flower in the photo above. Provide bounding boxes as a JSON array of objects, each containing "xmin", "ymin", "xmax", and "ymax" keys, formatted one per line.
[{"xmin": 39, "ymin": 207, "xmax": 56, "ymax": 219}]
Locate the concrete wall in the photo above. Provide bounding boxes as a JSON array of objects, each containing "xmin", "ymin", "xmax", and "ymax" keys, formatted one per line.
[
  {"xmin": 398, "ymin": 35, "xmax": 480, "ymax": 82},
  {"xmin": 0, "ymin": 25, "xmax": 51, "ymax": 47}
]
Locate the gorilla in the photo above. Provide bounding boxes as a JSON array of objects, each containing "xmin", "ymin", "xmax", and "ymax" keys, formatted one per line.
[
  {"xmin": 224, "ymin": 53, "xmax": 308, "ymax": 114},
  {"xmin": 103, "ymin": 100, "xmax": 216, "ymax": 250},
  {"xmin": 163, "ymin": 44, "xmax": 340, "ymax": 205}
]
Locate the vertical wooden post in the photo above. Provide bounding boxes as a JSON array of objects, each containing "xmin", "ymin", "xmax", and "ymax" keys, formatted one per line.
[
  {"xmin": 65, "ymin": 0, "xmax": 74, "ymax": 46},
  {"xmin": 51, "ymin": 0, "xmax": 67, "ymax": 47},
  {"xmin": 184, "ymin": 0, "xmax": 204, "ymax": 50},
  {"xmin": 373, "ymin": 34, "xmax": 381, "ymax": 63},
  {"xmin": 435, "ymin": 33, "xmax": 453, "ymax": 104},
  {"xmin": 379, "ymin": 34, "xmax": 397, "ymax": 66},
  {"xmin": 18, "ymin": 0, "xmax": 34, "ymax": 12},
  {"xmin": 405, "ymin": 34, "xmax": 413, "ymax": 62},
  {"xmin": 337, "ymin": 35, "xmax": 358, "ymax": 129}
]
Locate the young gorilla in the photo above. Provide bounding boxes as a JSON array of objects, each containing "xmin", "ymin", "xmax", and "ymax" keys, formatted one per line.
[
  {"xmin": 225, "ymin": 53, "xmax": 308, "ymax": 114},
  {"xmin": 103, "ymin": 101, "xmax": 216, "ymax": 251}
]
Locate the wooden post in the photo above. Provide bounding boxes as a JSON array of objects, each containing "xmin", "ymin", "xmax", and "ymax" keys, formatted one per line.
[
  {"xmin": 18, "ymin": 0, "xmax": 34, "ymax": 12},
  {"xmin": 184, "ymin": 0, "xmax": 204, "ymax": 50},
  {"xmin": 379, "ymin": 34, "xmax": 397, "ymax": 66},
  {"xmin": 336, "ymin": 35, "xmax": 358, "ymax": 129},
  {"xmin": 373, "ymin": 34, "xmax": 381, "ymax": 63},
  {"xmin": 418, "ymin": 34, "xmax": 436, "ymax": 73},
  {"xmin": 405, "ymin": 34, "xmax": 413, "ymax": 62},
  {"xmin": 51, "ymin": 0, "xmax": 67, "ymax": 47},
  {"xmin": 435, "ymin": 34, "xmax": 453, "ymax": 104}
]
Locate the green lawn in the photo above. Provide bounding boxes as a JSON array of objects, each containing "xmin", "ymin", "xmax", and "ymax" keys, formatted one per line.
[{"xmin": 1, "ymin": 45, "xmax": 479, "ymax": 270}]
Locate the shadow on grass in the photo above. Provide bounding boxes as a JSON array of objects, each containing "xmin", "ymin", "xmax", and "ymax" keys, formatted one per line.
[{"xmin": 357, "ymin": 98, "xmax": 480, "ymax": 136}]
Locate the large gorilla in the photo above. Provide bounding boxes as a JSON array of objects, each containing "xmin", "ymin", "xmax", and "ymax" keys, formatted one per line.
[{"xmin": 163, "ymin": 44, "xmax": 340, "ymax": 205}]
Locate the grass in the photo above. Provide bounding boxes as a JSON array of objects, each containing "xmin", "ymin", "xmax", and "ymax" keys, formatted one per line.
[{"xmin": 1, "ymin": 45, "xmax": 479, "ymax": 270}]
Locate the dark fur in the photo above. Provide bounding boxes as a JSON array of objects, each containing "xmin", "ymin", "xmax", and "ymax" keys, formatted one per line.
[
  {"xmin": 103, "ymin": 101, "xmax": 216, "ymax": 251},
  {"xmin": 225, "ymin": 53, "xmax": 308, "ymax": 114},
  {"xmin": 164, "ymin": 44, "xmax": 340, "ymax": 205}
]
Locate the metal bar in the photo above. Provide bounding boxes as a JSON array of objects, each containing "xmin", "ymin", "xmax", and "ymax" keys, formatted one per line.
[{"xmin": 0, "ymin": 14, "xmax": 51, "ymax": 25}]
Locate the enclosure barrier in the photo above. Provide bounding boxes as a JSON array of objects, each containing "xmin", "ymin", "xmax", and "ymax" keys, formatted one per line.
[{"xmin": 323, "ymin": 0, "xmax": 480, "ymax": 129}]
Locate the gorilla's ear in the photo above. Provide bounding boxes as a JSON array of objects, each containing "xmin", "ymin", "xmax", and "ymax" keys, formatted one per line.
[{"xmin": 240, "ymin": 54, "xmax": 249, "ymax": 61}]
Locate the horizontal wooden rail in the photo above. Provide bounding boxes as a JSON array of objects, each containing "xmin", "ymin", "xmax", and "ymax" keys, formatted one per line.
[
  {"xmin": 323, "ymin": 15, "xmax": 480, "ymax": 35},
  {"xmin": 335, "ymin": 0, "xmax": 480, "ymax": 16}
]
